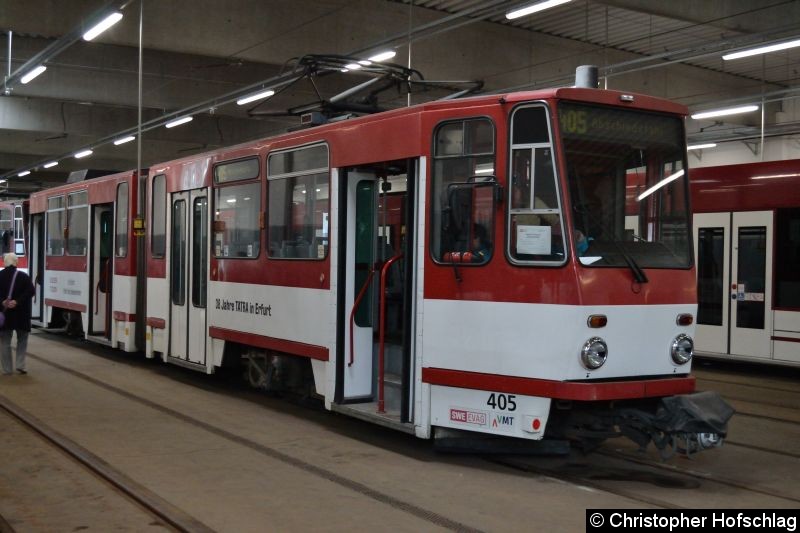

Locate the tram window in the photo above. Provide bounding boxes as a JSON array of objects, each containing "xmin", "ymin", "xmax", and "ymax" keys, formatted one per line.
[
  {"xmin": 0, "ymin": 208, "xmax": 11, "ymax": 254},
  {"xmin": 213, "ymin": 182, "xmax": 260, "ymax": 258},
  {"xmin": 214, "ymin": 157, "xmax": 259, "ymax": 184},
  {"xmin": 775, "ymin": 208, "xmax": 800, "ymax": 309},
  {"xmin": 508, "ymin": 104, "xmax": 565, "ymax": 265},
  {"xmin": 697, "ymin": 227, "xmax": 724, "ymax": 325},
  {"xmin": 431, "ymin": 118, "xmax": 496, "ymax": 265},
  {"xmin": 67, "ymin": 191, "xmax": 88, "ymax": 256},
  {"xmin": 116, "ymin": 183, "xmax": 129, "ymax": 258},
  {"xmin": 192, "ymin": 197, "xmax": 208, "ymax": 307},
  {"xmin": 47, "ymin": 196, "xmax": 65, "ymax": 256},
  {"xmin": 13, "ymin": 205, "xmax": 24, "ymax": 256},
  {"xmin": 268, "ymin": 144, "xmax": 330, "ymax": 260},
  {"xmin": 151, "ymin": 174, "xmax": 166, "ymax": 258},
  {"xmin": 171, "ymin": 200, "xmax": 186, "ymax": 306}
]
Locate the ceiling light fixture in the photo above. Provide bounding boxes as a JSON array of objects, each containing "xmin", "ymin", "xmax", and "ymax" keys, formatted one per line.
[
  {"xmin": 83, "ymin": 12, "xmax": 123, "ymax": 41},
  {"xmin": 344, "ymin": 63, "xmax": 362, "ymax": 70},
  {"xmin": 20, "ymin": 65, "xmax": 47, "ymax": 84},
  {"xmin": 506, "ymin": 0, "xmax": 573, "ymax": 20},
  {"xmin": 18, "ymin": 170, "xmax": 31, "ymax": 177},
  {"xmin": 74, "ymin": 149, "xmax": 94, "ymax": 159},
  {"xmin": 723, "ymin": 38, "xmax": 800, "ymax": 60},
  {"xmin": 165, "ymin": 116, "xmax": 193, "ymax": 128},
  {"xmin": 687, "ymin": 143, "xmax": 717, "ymax": 150},
  {"xmin": 113, "ymin": 135, "xmax": 136, "ymax": 145},
  {"xmin": 43, "ymin": 161, "xmax": 59, "ymax": 168},
  {"xmin": 367, "ymin": 50, "xmax": 396, "ymax": 62},
  {"xmin": 691, "ymin": 105, "xmax": 759, "ymax": 120},
  {"xmin": 236, "ymin": 89, "xmax": 275, "ymax": 106}
]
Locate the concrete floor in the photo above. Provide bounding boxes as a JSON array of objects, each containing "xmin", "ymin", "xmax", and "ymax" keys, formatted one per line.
[{"xmin": 1, "ymin": 331, "xmax": 798, "ymax": 531}]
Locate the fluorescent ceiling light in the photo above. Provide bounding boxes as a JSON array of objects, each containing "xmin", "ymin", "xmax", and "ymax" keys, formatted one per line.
[
  {"xmin": 83, "ymin": 12, "xmax": 123, "ymax": 41},
  {"xmin": 0, "ymin": 180, "xmax": 6, "ymax": 185},
  {"xmin": 43, "ymin": 161, "xmax": 59, "ymax": 168},
  {"xmin": 344, "ymin": 63, "xmax": 361, "ymax": 70},
  {"xmin": 358, "ymin": 60, "xmax": 371, "ymax": 66},
  {"xmin": 74, "ymin": 149, "xmax": 93, "ymax": 159},
  {"xmin": 637, "ymin": 170, "xmax": 685, "ymax": 201},
  {"xmin": 687, "ymin": 143, "xmax": 717, "ymax": 150},
  {"xmin": 691, "ymin": 105, "xmax": 758, "ymax": 120},
  {"xmin": 18, "ymin": 170, "xmax": 31, "ymax": 177},
  {"xmin": 723, "ymin": 38, "xmax": 800, "ymax": 60},
  {"xmin": 165, "ymin": 116, "xmax": 193, "ymax": 128},
  {"xmin": 236, "ymin": 89, "xmax": 275, "ymax": 106},
  {"xmin": 506, "ymin": 0, "xmax": 572, "ymax": 20},
  {"xmin": 113, "ymin": 135, "xmax": 135, "ymax": 145},
  {"xmin": 20, "ymin": 65, "xmax": 47, "ymax": 84},
  {"xmin": 368, "ymin": 50, "xmax": 396, "ymax": 62}
]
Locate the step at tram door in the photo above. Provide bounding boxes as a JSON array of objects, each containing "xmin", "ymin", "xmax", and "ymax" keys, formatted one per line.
[
  {"xmin": 694, "ymin": 211, "xmax": 773, "ymax": 359},
  {"xmin": 337, "ymin": 162, "xmax": 416, "ymax": 423},
  {"xmin": 169, "ymin": 189, "xmax": 209, "ymax": 366}
]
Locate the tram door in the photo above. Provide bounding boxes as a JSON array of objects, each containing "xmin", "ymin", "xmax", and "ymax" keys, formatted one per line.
[
  {"xmin": 339, "ymin": 162, "xmax": 415, "ymax": 421},
  {"xmin": 169, "ymin": 190, "xmax": 209, "ymax": 365},
  {"xmin": 89, "ymin": 207, "xmax": 113, "ymax": 338},
  {"xmin": 694, "ymin": 211, "xmax": 773, "ymax": 359},
  {"xmin": 30, "ymin": 214, "xmax": 45, "ymax": 323}
]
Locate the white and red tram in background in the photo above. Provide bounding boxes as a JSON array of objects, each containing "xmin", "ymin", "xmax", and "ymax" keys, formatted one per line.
[
  {"xmin": 25, "ymin": 79, "xmax": 733, "ymax": 454},
  {"xmin": 690, "ymin": 159, "xmax": 800, "ymax": 367},
  {"xmin": 0, "ymin": 200, "xmax": 29, "ymax": 272}
]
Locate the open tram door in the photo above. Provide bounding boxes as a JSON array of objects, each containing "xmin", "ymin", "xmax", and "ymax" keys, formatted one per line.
[
  {"xmin": 88, "ymin": 206, "xmax": 113, "ymax": 340},
  {"xmin": 694, "ymin": 211, "xmax": 774, "ymax": 360},
  {"xmin": 169, "ymin": 189, "xmax": 209, "ymax": 368},
  {"xmin": 335, "ymin": 160, "xmax": 418, "ymax": 428},
  {"xmin": 30, "ymin": 213, "xmax": 45, "ymax": 324}
]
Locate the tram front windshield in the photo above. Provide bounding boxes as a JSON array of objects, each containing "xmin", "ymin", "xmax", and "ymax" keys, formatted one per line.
[{"xmin": 559, "ymin": 102, "xmax": 691, "ymax": 269}]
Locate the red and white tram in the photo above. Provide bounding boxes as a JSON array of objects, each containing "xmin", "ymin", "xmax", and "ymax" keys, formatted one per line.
[
  {"xmin": 29, "ymin": 171, "xmax": 139, "ymax": 349},
  {"xmin": 691, "ymin": 159, "xmax": 800, "ymax": 366},
  {"xmin": 27, "ymin": 77, "xmax": 732, "ymax": 454}
]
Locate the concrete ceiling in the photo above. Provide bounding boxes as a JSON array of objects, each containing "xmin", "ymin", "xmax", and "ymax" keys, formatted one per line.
[{"xmin": 1, "ymin": 0, "xmax": 799, "ymax": 195}]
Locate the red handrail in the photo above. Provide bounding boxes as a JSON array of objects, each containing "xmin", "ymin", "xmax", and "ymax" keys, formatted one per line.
[
  {"xmin": 348, "ymin": 267, "xmax": 376, "ymax": 367},
  {"xmin": 377, "ymin": 254, "xmax": 403, "ymax": 414}
]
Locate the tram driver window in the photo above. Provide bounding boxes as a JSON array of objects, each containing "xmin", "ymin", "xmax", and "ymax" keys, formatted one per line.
[
  {"xmin": 267, "ymin": 144, "xmax": 330, "ymax": 260},
  {"xmin": 508, "ymin": 105, "xmax": 566, "ymax": 265},
  {"xmin": 431, "ymin": 118, "xmax": 496, "ymax": 265}
]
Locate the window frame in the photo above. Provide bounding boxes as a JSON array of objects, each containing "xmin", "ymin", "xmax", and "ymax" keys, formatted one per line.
[
  {"xmin": 266, "ymin": 142, "xmax": 330, "ymax": 261},
  {"xmin": 46, "ymin": 195, "xmax": 66, "ymax": 256},
  {"xmin": 115, "ymin": 182, "xmax": 129, "ymax": 258},
  {"xmin": 151, "ymin": 174, "xmax": 167, "ymax": 258},
  {"xmin": 213, "ymin": 180, "xmax": 262, "ymax": 260},
  {"xmin": 66, "ymin": 190, "xmax": 89, "ymax": 256},
  {"xmin": 13, "ymin": 204, "xmax": 25, "ymax": 256},
  {"xmin": 429, "ymin": 116, "xmax": 497, "ymax": 267},
  {"xmin": 506, "ymin": 102, "xmax": 568, "ymax": 267}
]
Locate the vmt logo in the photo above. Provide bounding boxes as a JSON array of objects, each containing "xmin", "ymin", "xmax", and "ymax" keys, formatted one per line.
[{"xmin": 492, "ymin": 414, "xmax": 514, "ymax": 428}]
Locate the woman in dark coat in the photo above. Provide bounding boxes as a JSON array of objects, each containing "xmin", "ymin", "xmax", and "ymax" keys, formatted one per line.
[{"xmin": 0, "ymin": 253, "xmax": 36, "ymax": 375}]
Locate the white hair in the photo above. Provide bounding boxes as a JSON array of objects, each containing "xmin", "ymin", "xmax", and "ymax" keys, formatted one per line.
[{"xmin": 3, "ymin": 253, "xmax": 18, "ymax": 267}]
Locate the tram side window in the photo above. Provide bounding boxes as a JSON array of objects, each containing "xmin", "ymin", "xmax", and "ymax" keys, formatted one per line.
[
  {"xmin": 508, "ymin": 105, "xmax": 566, "ymax": 264},
  {"xmin": 267, "ymin": 144, "xmax": 330, "ymax": 260},
  {"xmin": 151, "ymin": 174, "xmax": 166, "ymax": 258},
  {"xmin": 47, "ymin": 196, "xmax": 65, "ymax": 256},
  {"xmin": 14, "ymin": 205, "xmax": 24, "ymax": 255},
  {"xmin": 213, "ymin": 182, "xmax": 261, "ymax": 258},
  {"xmin": 67, "ymin": 191, "xmax": 88, "ymax": 256},
  {"xmin": 116, "ymin": 183, "xmax": 129, "ymax": 257},
  {"xmin": 0, "ymin": 208, "xmax": 12, "ymax": 254},
  {"xmin": 775, "ymin": 208, "xmax": 800, "ymax": 309},
  {"xmin": 431, "ymin": 118, "xmax": 496, "ymax": 264}
]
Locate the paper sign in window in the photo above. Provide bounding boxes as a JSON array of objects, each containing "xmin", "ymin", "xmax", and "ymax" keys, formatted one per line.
[{"xmin": 517, "ymin": 225, "xmax": 551, "ymax": 255}]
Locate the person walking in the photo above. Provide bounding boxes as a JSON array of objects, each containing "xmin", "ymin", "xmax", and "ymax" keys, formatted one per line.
[{"xmin": 0, "ymin": 253, "xmax": 35, "ymax": 375}]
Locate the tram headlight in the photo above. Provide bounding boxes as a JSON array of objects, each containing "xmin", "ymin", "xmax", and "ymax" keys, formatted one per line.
[
  {"xmin": 671, "ymin": 334, "xmax": 694, "ymax": 365},
  {"xmin": 580, "ymin": 337, "xmax": 608, "ymax": 370}
]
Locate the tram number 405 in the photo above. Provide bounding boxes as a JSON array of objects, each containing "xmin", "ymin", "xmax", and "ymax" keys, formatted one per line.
[{"xmin": 486, "ymin": 393, "xmax": 516, "ymax": 411}]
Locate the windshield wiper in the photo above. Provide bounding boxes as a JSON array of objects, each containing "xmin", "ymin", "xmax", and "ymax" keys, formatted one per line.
[{"xmin": 575, "ymin": 205, "xmax": 648, "ymax": 284}]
